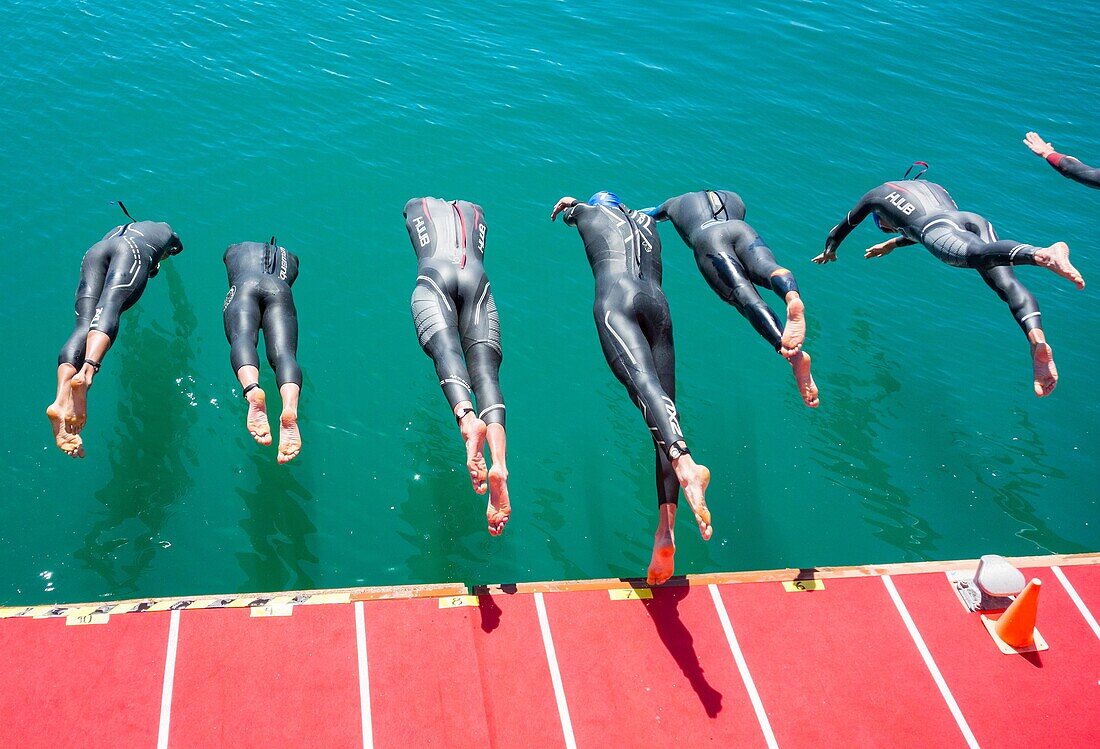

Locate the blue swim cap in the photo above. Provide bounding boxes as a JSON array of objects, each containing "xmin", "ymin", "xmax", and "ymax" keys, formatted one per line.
[{"xmin": 587, "ymin": 191, "xmax": 622, "ymax": 208}]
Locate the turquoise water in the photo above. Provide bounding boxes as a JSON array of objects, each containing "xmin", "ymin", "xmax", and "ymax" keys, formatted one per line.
[{"xmin": 1, "ymin": 1, "xmax": 1097, "ymax": 606}]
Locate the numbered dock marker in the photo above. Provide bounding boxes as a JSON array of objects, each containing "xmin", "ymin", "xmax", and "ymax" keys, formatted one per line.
[
  {"xmin": 609, "ymin": 588, "xmax": 653, "ymax": 601},
  {"xmin": 251, "ymin": 604, "xmax": 294, "ymax": 618},
  {"xmin": 438, "ymin": 595, "xmax": 479, "ymax": 609}
]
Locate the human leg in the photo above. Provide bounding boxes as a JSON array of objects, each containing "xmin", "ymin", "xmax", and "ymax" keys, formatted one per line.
[
  {"xmin": 69, "ymin": 242, "xmax": 150, "ymax": 431},
  {"xmin": 978, "ymin": 265, "xmax": 1057, "ymax": 397},
  {"xmin": 261, "ymin": 290, "xmax": 304, "ymax": 463},
  {"xmin": 642, "ymin": 300, "xmax": 712, "ymax": 540},
  {"xmin": 49, "ymin": 292, "xmax": 98, "ymax": 456},
  {"xmin": 224, "ymin": 284, "xmax": 270, "ymax": 445},
  {"xmin": 413, "ymin": 281, "xmax": 487, "ymax": 493},
  {"xmin": 731, "ymin": 224, "xmax": 807, "ymax": 357},
  {"xmin": 925, "ymin": 216, "xmax": 1083, "ymax": 288},
  {"xmin": 467, "ymin": 342, "xmax": 509, "ymax": 535}
]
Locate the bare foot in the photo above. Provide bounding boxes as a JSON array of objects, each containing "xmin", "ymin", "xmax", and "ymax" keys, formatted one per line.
[
  {"xmin": 1031, "ymin": 342, "xmax": 1058, "ymax": 397},
  {"xmin": 780, "ymin": 295, "xmax": 806, "ymax": 358},
  {"xmin": 790, "ymin": 351, "xmax": 819, "ymax": 408},
  {"xmin": 68, "ymin": 373, "xmax": 89, "ymax": 433},
  {"xmin": 245, "ymin": 388, "xmax": 272, "ymax": 445},
  {"xmin": 486, "ymin": 464, "xmax": 511, "ymax": 536},
  {"xmin": 277, "ymin": 410, "xmax": 301, "ymax": 464},
  {"xmin": 46, "ymin": 403, "xmax": 84, "ymax": 458},
  {"xmin": 1035, "ymin": 242, "xmax": 1084, "ymax": 289},
  {"xmin": 459, "ymin": 415, "xmax": 488, "ymax": 494},
  {"xmin": 673, "ymin": 458, "xmax": 712, "ymax": 540},
  {"xmin": 647, "ymin": 513, "xmax": 676, "ymax": 586}
]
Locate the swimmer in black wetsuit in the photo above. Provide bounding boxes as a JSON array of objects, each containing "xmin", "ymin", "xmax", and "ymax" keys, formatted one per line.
[
  {"xmin": 46, "ymin": 204, "xmax": 183, "ymax": 458},
  {"xmin": 1025, "ymin": 132, "xmax": 1100, "ymax": 189},
  {"xmin": 551, "ymin": 191, "xmax": 712, "ymax": 586},
  {"xmin": 405, "ymin": 197, "xmax": 510, "ymax": 536},
  {"xmin": 223, "ymin": 238, "xmax": 303, "ymax": 464},
  {"xmin": 650, "ymin": 190, "xmax": 819, "ymax": 408},
  {"xmin": 814, "ymin": 166, "xmax": 1085, "ymax": 397}
]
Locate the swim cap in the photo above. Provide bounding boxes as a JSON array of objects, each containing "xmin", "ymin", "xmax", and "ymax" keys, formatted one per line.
[
  {"xmin": 587, "ymin": 191, "xmax": 622, "ymax": 208},
  {"xmin": 872, "ymin": 212, "xmax": 894, "ymax": 233}
]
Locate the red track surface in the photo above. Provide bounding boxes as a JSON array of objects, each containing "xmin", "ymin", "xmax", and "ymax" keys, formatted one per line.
[{"xmin": 2, "ymin": 558, "xmax": 1098, "ymax": 748}]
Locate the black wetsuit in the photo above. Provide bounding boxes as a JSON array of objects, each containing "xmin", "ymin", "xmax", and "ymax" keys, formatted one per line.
[
  {"xmin": 825, "ymin": 180, "xmax": 1045, "ymax": 334},
  {"xmin": 223, "ymin": 239, "xmax": 303, "ymax": 388},
  {"xmin": 405, "ymin": 197, "xmax": 504, "ymax": 426},
  {"xmin": 1044, "ymin": 152, "xmax": 1100, "ymax": 189},
  {"xmin": 58, "ymin": 221, "xmax": 183, "ymax": 367},
  {"xmin": 654, "ymin": 190, "xmax": 799, "ymax": 350},
  {"xmin": 563, "ymin": 200, "xmax": 689, "ymax": 506}
]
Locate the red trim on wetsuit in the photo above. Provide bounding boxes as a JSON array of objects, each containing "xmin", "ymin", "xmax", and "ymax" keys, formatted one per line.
[
  {"xmin": 1046, "ymin": 152, "xmax": 1065, "ymax": 167},
  {"xmin": 455, "ymin": 203, "xmax": 467, "ymax": 269}
]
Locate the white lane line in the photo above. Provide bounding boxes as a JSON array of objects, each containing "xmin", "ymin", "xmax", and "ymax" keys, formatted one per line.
[
  {"xmin": 156, "ymin": 609, "xmax": 181, "ymax": 749},
  {"xmin": 708, "ymin": 584, "xmax": 779, "ymax": 749},
  {"xmin": 354, "ymin": 601, "xmax": 374, "ymax": 749},
  {"xmin": 533, "ymin": 592, "xmax": 577, "ymax": 749},
  {"xmin": 1052, "ymin": 566, "xmax": 1100, "ymax": 641},
  {"xmin": 881, "ymin": 575, "xmax": 980, "ymax": 749}
]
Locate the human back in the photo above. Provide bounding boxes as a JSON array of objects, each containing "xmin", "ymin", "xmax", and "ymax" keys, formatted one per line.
[
  {"xmin": 224, "ymin": 239, "xmax": 299, "ymax": 287},
  {"xmin": 566, "ymin": 201, "xmax": 664, "ymax": 287}
]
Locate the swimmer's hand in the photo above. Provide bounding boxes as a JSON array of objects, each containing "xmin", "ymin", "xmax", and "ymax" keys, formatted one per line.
[
  {"xmin": 811, "ymin": 248, "xmax": 837, "ymax": 265},
  {"xmin": 1024, "ymin": 131, "xmax": 1055, "ymax": 158},
  {"xmin": 864, "ymin": 240, "xmax": 897, "ymax": 259},
  {"xmin": 550, "ymin": 196, "xmax": 578, "ymax": 221}
]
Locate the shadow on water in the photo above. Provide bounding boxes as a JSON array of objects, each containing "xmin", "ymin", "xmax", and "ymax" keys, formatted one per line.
[
  {"xmin": 951, "ymin": 408, "xmax": 1086, "ymax": 555},
  {"xmin": 810, "ymin": 316, "xmax": 940, "ymax": 559},
  {"xmin": 642, "ymin": 586, "xmax": 723, "ymax": 717},
  {"xmin": 235, "ymin": 452, "xmax": 318, "ymax": 591},
  {"xmin": 75, "ymin": 264, "xmax": 197, "ymax": 596},
  {"xmin": 529, "ymin": 466, "xmax": 590, "ymax": 583},
  {"xmin": 398, "ymin": 399, "xmax": 485, "ymax": 584}
]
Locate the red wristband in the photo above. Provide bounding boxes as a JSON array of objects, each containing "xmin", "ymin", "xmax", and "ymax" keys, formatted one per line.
[{"xmin": 1046, "ymin": 152, "xmax": 1065, "ymax": 167}]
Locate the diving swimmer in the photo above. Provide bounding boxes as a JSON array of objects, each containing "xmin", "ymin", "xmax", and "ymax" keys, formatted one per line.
[
  {"xmin": 551, "ymin": 191, "xmax": 712, "ymax": 586},
  {"xmin": 1024, "ymin": 132, "xmax": 1100, "ymax": 189},
  {"xmin": 814, "ymin": 164, "xmax": 1084, "ymax": 397},
  {"xmin": 404, "ymin": 197, "xmax": 510, "ymax": 536},
  {"xmin": 223, "ymin": 238, "xmax": 303, "ymax": 464},
  {"xmin": 650, "ymin": 190, "xmax": 819, "ymax": 408},
  {"xmin": 47, "ymin": 204, "xmax": 183, "ymax": 458}
]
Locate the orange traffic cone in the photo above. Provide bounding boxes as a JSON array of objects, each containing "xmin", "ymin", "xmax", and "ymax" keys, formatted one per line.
[{"xmin": 994, "ymin": 578, "xmax": 1041, "ymax": 648}]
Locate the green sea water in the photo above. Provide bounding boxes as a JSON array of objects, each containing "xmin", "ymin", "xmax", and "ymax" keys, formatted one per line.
[{"xmin": 1, "ymin": 0, "xmax": 1097, "ymax": 606}]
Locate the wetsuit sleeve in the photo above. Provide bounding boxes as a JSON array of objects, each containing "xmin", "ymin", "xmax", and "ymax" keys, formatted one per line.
[
  {"xmin": 168, "ymin": 232, "xmax": 184, "ymax": 255},
  {"xmin": 1046, "ymin": 153, "xmax": 1100, "ymax": 189},
  {"xmin": 824, "ymin": 190, "xmax": 876, "ymax": 253},
  {"xmin": 563, "ymin": 202, "xmax": 583, "ymax": 226},
  {"xmin": 647, "ymin": 199, "xmax": 672, "ymax": 221}
]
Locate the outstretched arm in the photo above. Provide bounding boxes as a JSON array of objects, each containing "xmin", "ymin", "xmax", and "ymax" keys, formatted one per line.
[
  {"xmin": 550, "ymin": 196, "xmax": 578, "ymax": 222},
  {"xmin": 813, "ymin": 191, "xmax": 876, "ymax": 264},
  {"xmin": 644, "ymin": 199, "xmax": 672, "ymax": 221},
  {"xmin": 864, "ymin": 236, "xmax": 916, "ymax": 259},
  {"xmin": 1025, "ymin": 131, "xmax": 1100, "ymax": 189}
]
